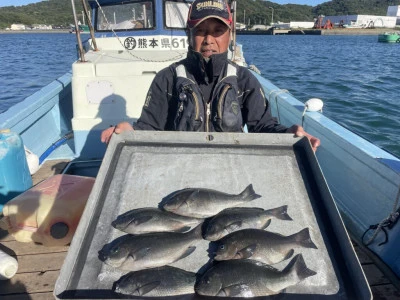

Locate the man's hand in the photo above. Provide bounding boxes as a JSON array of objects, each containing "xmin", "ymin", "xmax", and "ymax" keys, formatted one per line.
[
  {"xmin": 101, "ymin": 122, "xmax": 134, "ymax": 144},
  {"xmin": 288, "ymin": 125, "xmax": 320, "ymax": 152}
]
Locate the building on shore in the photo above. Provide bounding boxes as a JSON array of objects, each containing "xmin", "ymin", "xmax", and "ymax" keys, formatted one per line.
[
  {"xmin": 32, "ymin": 24, "xmax": 53, "ymax": 30},
  {"xmin": 266, "ymin": 21, "xmax": 314, "ymax": 29},
  {"xmin": 235, "ymin": 22, "xmax": 246, "ymax": 30},
  {"xmin": 9, "ymin": 23, "xmax": 53, "ymax": 31},
  {"xmin": 289, "ymin": 21, "xmax": 315, "ymax": 29},
  {"xmin": 322, "ymin": 5, "xmax": 399, "ymax": 29},
  {"xmin": 10, "ymin": 24, "xmax": 26, "ymax": 30},
  {"xmin": 387, "ymin": 5, "xmax": 400, "ymax": 25}
]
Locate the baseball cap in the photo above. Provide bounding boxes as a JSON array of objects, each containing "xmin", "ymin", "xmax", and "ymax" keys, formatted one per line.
[{"xmin": 187, "ymin": 0, "xmax": 232, "ymax": 29}]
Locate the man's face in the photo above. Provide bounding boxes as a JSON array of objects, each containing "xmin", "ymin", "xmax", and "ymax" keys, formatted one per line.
[{"xmin": 190, "ymin": 18, "xmax": 231, "ymax": 58}]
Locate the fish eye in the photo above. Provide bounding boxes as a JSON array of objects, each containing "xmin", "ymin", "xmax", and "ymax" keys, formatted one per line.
[
  {"xmin": 219, "ymin": 244, "xmax": 225, "ymax": 250},
  {"xmin": 111, "ymin": 247, "xmax": 119, "ymax": 254}
]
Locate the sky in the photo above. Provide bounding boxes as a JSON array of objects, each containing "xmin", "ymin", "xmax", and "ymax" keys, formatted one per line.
[
  {"xmin": 0, "ymin": 0, "xmax": 327, "ymax": 8},
  {"xmin": 273, "ymin": 0, "xmax": 326, "ymax": 4},
  {"xmin": 0, "ymin": 0, "xmax": 42, "ymax": 7}
]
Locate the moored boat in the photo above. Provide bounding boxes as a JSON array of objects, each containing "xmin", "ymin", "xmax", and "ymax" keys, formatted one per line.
[
  {"xmin": 378, "ymin": 31, "xmax": 400, "ymax": 43},
  {"xmin": 0, "ymin": 0, "xmax": 399, "ymax": 298},
  {"xmin": 69, "ymin": 24, "xmax": 90, "ymax": 33}
]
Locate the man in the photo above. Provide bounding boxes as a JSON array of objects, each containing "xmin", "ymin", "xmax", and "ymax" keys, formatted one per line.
[{"xmin": 101, "ymin": 0, "xmax": 320, "ymax": 151}]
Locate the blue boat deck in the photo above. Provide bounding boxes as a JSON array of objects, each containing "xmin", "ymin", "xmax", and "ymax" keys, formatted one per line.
[{"xmin": 0, "ymin": 159, "xmax": 399, "ymax": 299}]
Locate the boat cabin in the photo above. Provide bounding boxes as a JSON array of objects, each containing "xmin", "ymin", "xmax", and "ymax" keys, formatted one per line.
[{"xmin": 72, "ymin": 0, "xmax": 192, "ymax": 159}]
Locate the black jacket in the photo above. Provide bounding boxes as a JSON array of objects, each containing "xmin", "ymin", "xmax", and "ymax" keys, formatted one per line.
[{"xmin": 133, "ymin": 48, "xmax": 288, "ymax": 133}]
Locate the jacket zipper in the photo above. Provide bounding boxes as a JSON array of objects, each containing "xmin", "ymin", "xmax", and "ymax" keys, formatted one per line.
[{"xmin": 206, "ymin": 102, "xmax": 211, "ymax": 132}]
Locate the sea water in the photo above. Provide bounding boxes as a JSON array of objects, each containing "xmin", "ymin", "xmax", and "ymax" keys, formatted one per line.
[
  {"xmin": 0, "ymin": 33, "xmax": 399, "ymax": 157},
  {"xmin": 0, "ymin": 33, "xmax": 77, "ymax": 111},
  {"xmin": 237, "ymin": 34, "xmax": 400, "ymax": 157}
]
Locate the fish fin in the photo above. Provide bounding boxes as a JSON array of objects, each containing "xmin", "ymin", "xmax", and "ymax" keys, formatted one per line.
[
  {"xmin": 261, "ymin": 219, "xmax": 272, "ymax": 230},
  {"xmin": 131, "ymin": 215, "xmax": 153, "ymax": 225},
  {"xmin": 137, "ymin": 281, "xmax": 161, "ymax": 296},
  {"xmin": 219, "ymin": 284, "xmax": 254, "ymax": 297},
  {"xmin": 235, "ymin": 244, "xmax": 257, "ymax": 259},
  {"xmin": 176, "ymin": 226, "xmax": 192, "ymax": 233},
  {"xmin": 282, "ymin": 254, "xmax": 317, "ymax": 281},
  {"xmin": 226, "ymin": 221, "xmax": 243, "ymax": 232},
  {"xmin": 284, "ymin": 249, "xmax": 295, "ymax": 261},
  {"xmin": 266, "ymin": 205, "xmax": 293, "ymax": 221},
  {"xmin": 293, "ymin": 228, "xmax": 318, "ymax": 249},
  {"xmin": 172, "ymin": 246, "xmax": 196, "ymax": 262},
  {"xmin": 261, "ymin": 263, "xmax": 279, "ymax": 271},
  {"xmin": 239, "ymin": 184, "xmax": 262, "ymax": 202},
  {"xmin": 132, "ymin": 247, "xmax": 151, "ymax": 260}
]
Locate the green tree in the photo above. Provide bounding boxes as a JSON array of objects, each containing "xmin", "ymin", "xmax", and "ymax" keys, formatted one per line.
[{"xmin": 1, "ymin": 0, "xmax": 399, "ymax": 30}]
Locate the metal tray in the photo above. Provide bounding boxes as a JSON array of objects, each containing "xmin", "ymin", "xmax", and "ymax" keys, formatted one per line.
[{"xmin": 55, "ymin": 131, "xmax": 371, "ymax": 299}]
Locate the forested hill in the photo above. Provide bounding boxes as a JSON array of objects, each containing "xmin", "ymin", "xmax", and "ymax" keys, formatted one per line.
[
  {"xmin": 0, "ymin": 0, "xmax": 86, "ymax": 29},
  {"xmin": 0, "ymin": 0, "xmax": 399, "ymax": 29},
  {"xmin": 235, "ymin": 0, "xmax": 400, "ymax": 26}
]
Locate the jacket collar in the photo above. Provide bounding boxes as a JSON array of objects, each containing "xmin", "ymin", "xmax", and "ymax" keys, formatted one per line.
[{"xmin": 186, "ymin": 47, "xmax": 228, "ymax": 84}]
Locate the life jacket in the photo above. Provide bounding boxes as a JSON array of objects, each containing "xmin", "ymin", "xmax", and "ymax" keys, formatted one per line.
[{"xmin": 172, "ymin": 61, "xmax": 243, "ymax": 132}]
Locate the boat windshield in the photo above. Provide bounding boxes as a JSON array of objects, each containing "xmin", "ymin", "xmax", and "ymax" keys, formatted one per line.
[
  {"xmin": 165, "ymin": 1, "xmax": 190, "ymax": 29},
  {"xmin": 96, "ymin": 1, "xmax": 155, "ymax": 31}
]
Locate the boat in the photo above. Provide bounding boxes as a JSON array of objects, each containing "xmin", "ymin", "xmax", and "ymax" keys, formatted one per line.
[
  {"xmin": 69, "ymin": 24, "xmax": 90, "ymax": 33},
  {"xmin": 0, "ymin": 0, "xmax": 399, "ymax": 298},
  {"xmin": 378, "ymin": 31, "xmax": 400, "ymax": 43}
]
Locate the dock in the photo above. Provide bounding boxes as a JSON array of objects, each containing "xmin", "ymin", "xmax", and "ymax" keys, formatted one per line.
[
  {"xmin": 236, "ymin": 27, "xmax": 391, "ymax": 36},
  {"xmin": 0, "ymin": 159, "xmax": 400, "ymax": 299}
]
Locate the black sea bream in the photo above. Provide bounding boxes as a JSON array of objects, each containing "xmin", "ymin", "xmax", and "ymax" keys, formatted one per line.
[
  {"xmin": 111, "ymin": 207, "xmax": 203, "ymax": 234},
  {"xmin": 195, "ymin": 254, "xmax": 316, "ymax": 297},
  {"xmin": 204, "ymin": 205, "xmax": 292, "ymax": 241},
  {"xmin": 114, "ymin": 266, "xmax": 196, "ymax": 296},
  {"xmin": 98, "ymin": 223, "xmax": 203, "ymax": 271},
  {"xmin": 214, "ymin": 228, "xmax": 317, "ymax": 265},
  {"xmin": 162, "ymin": 184, "xmax": 261, "ymax": 218}
]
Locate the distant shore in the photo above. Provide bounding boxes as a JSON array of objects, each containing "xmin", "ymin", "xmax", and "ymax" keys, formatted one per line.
[
  {"xmin": 0, "ymin": 29, "xmax": 71, "ymax": 34},
  {"xmin": 320, "ymin": 28, "xmax": 395, "ymax": 35},
  {"xmin": 238, "ymin": 27, "xmax": 396, "ymax": 36},
  {"xmin": 0, "ymin": 27, "xmax": 396, "ymax": 35}
]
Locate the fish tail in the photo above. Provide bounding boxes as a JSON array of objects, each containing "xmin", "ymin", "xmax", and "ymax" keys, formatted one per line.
[
  {"xmin": 292, "ymin": 228, "xmax": 318, "ymax": 249},
  {"xmin": 265, "ymin": 205, "xmax": 293, "ymax": 221},
  {"xmin": 283, "ymin": 254, "xmax": 317, "ymax": 281},
  {"xmin": 239, "ymin": 184, "xmax": 262, "ymax": 201}
]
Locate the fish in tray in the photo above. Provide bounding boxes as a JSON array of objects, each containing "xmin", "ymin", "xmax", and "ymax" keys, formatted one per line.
[
  {"xmin": 161, "ymin": 184, "xmax": 261, "ymax": 218},
  {"xmin": 111, "ymin": 207, "xmax": 203, "ymax": 234},
  {"xmin": 195, "ymin": 254, "xmax": 317, "ymax": 297},
  {"xmin": 213, "ymin": 228, "xmax": 318, "ymax": 265},
  {"xmin": 204, "ymin": 205, "xmax": 292, "ymax": 241},
  {"xmin": 114, "ymin": 265, "xmax": 196, "ymax": 296},
  {"xmin": 98, "ymin": 223, "xmax": 203, "ymax": 271}
]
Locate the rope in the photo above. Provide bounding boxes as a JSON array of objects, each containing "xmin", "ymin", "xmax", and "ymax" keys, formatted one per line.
[
  {"xmin": 267, "ymin": 89, "xmax": 290, "ymax": 123},
  {"xmin": 362, "ymin": 183, "xmax": 400, "ymax": 246},
  {"xmin": 248, "ymin": 64, "xmax": 261, "ymax": 75},
  {"xmin": 93, "ymin": 0, "xmax": 185, "ymax": 63}
]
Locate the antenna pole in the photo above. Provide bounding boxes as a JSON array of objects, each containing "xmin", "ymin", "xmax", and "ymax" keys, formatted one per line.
[
  {"xmin": 81, "ymin": 0, "xmax": 98, "ymax": 51},
  {"xmin": 71, "ymin": 0, "xmax": 86, "ymax": 62},
  {"xmin": 231, "ymin": 0, "xmax": 237, "ymax": 62}
]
